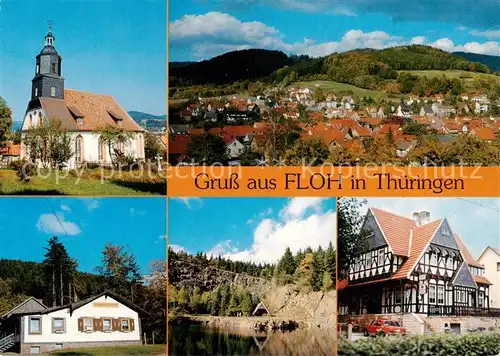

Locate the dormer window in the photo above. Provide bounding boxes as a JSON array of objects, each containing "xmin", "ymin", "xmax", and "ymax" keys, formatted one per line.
[
  {"xmin": 76, "ymin": 117, "xmax": 83, "ymax": 125},
  {"xmin": 68, "ymin": 105, "xmax": 85, "ymax": 125},
  {"xmin": 107, "ymin": 110, "xmax": 124, "ymax": 128}
]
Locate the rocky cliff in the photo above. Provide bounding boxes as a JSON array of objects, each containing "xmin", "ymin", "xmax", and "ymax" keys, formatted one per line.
[{"xmin": 170, "ymin": 262, "xmax": 336, "ymax": 328}]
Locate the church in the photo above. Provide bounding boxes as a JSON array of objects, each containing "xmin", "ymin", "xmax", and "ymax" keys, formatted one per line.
[{"xmin": 20, "ymin": 27, "xmax": 145, "ymax": 169}]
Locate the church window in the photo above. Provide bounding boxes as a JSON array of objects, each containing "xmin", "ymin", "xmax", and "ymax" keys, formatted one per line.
[
  {"xmin": 75, "ymin": 135, "xmax": 83, "ymax": 164},
  {"xmin": 35, "ymin": 88, "xmax": 38, "ymax": 97},
  {"xmin": 36, "ymin": 64, "xmax": 40, "ymax": 74},
  {"xmin": 51, "ymin": 63, "xmax": 56, "ymax": 73},
  {"xmin": 51, "ymin": 87, "xmax": 56, "ymax": 97}
]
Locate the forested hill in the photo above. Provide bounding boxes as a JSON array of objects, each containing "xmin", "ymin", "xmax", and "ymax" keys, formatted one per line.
[
  {"xmin": 169, "ymin": 49, "xmax": 293, "ymax": 86},
  {"xmin": 170, "ymin": 45, "xmax": 494, "ymax": 88},
  {"xmin": 453, "ymin": 51, "xmax": 500, "ymax": 72},
  {"xmin": 0, "ymin": 259, "xmax": 106, "ymax": 305}
]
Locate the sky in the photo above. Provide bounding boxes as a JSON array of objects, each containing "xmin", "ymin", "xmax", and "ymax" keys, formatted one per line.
[
  {"xmin": 169, "ymin": 197, "xmax": 336, "ymax": 263},
  {"xmin": 0, "ymin": 197, "xmax": 166, "ymax": 275},
  {"xmin": 361, "ymin": 198, "xmax": 500, "ymax": 259},
  {"xmin": 0, "ymin": 0, "xmax": 166, "ymax": 123},
  {"xmin": 169, "ymin": 0, "xmax": 500, "ymax": 61}
]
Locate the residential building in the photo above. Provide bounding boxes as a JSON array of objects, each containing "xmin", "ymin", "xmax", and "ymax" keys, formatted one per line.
[
  {"xmin": 338, "ymin": 208, "xmax": 496, "ymax": 334},
  {"xmin": 0, "ymin": 291, "xmax": 146, "ymax": 354},
  {"xmin": 478, "ymin": 247, "xmax": 500, "ymax": 308}
]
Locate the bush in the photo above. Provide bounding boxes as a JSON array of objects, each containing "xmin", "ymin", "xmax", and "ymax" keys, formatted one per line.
[
  {"xmin": 10, "ymin": 159, "xmax": 36, "ymax": 182},
  {"xmin": 338, "ymin": 333, "xmax": 500, "ymax": 356}
]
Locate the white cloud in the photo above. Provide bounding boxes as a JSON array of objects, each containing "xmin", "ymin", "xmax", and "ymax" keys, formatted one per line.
[
  {"xmin": 173, "ymin": 197, "xmax": 204, "ymax": 209},
  {"xmin": 207, "ymin": 198, "xmax": 336, "ymax": 263},
  {"xmin": 60, "ymin": 204, "xmax": 71, "ymax": 212},
  {"xmin": 169, "ymin": 244, "xmax": 187, "ymax": 253},
  {"xmin": 171, "ymin": 12, "xmax": 500, "ymax": 58},
  {"xmin": 129, "ymin": 208, "xmax": 147, "ymax": 217},
  {"xmin": 83, "ymin": 199, "xmax": 101, "ymax": 211},
  {"xmin": 469, "ymin": 27, "xmax": 500, "ymax": 39},
  {"xmin": 36, "ymin": 213, "xmax": 82, "ymax": 236}
]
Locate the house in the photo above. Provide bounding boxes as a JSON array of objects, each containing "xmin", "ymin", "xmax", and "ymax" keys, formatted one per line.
[
  {"xmin": 341, "ymin": 96, "xmax": 355, "ymax": 110},
  {"xmin": 0, "ymin": 141, "xmax": 21, "ymax": 166},
  {"xmin": 474, "ymin": 101, "xmax": 490, "ymax": 114},
  {"xmin": 396, "ymin": 138, "xmax": 416, "ymax": 158},
  {"xmin": 477, "ymin": 247, "xmax": 500, "ymax": 308},
  {"xmin": 252, "ymin": 302, "xmax": 271, "ymax": 317},
  {"xmin": 431, "ymin": 103, "xmax": 454, "ymax": 117},
  {"xmin": 0, "ymin": 291, "xmax": 146, "ymax": 354},
  {"xmin": 20, "ymin": 27, "xmax": 144, "ymax": 169},
  {"xmin": 397, "ymin": 104, "xmax": 412, "ymax": 119},
  {"xmin": 420, "ymin": 106, "xmax": 434, "ymax": 117},
  {"xmin": 225, "ymin": 137, "xmax": 246, "ymax": 159},
  {"xmin": 338, "ymin": 208, "xmax": 496, "ymax": 335}
]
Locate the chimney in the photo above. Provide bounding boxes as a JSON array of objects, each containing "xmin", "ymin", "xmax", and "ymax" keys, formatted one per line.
[{"xmin": 413, "ymin": 211, "xmax": 430, "ymax": 227}]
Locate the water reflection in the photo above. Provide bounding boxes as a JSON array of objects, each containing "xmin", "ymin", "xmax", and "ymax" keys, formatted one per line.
[{"xmin": 168, "ymin": 324, "xmax": 335, "ymax": 356}]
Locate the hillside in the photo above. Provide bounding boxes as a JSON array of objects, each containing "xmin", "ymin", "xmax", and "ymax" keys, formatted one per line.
[
  {"xmin": 453, "ymin": 52, "xmax": 500, "ymax": 72},
  {"xmin": 128, "ymin": 111, "xmax": 166, "ymax": 131},
  {"xmin": 169, "ymin": 49, "xmax": 292, "ymax": 86}
]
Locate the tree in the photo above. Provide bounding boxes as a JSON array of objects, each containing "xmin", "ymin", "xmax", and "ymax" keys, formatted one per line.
[
  {"xmin": 314, "ymin": 87, "xmax": 326, "ymax": 102},
  {"xmin": 278, "ymin": 247, "xmax": 297, "ymax": 275},
  {"xmin": 310, "ymin": 251, "xmax": 323, "ymax": 291},
  {"xmin": 321, "ymin": 271, "xmax": 333, "ymax": 291},
  {"xmin": 337, "ymin": 198, "xmax": 369, "ymax": 281},
  {"xmin": 144, "ymin": 132, "xmax": 166, "ymax": 160},
  {"xmin": 95, "ymin": 244, "xmax": 142, "ymax": 301},
  {"xmin": 240, "ymin": 291, "xmax": 253, "ymax": 316},
  {"xmin": 186, "ymin": 133, "xmax": 228, "ymax": 165},
  {"xmin": 96, "ymin": 125, "xmax": 133, "ymax": 165},
  {"xmin": 324, "ymin": 242, "xmax": 336, "ymax": 287},
  {"xmin": 284, "ymin": 139, "xmax": 329, "ymax": 166},
  {"xmin": 0, "ymin": 97, "xmax": 13, "ymax": 148},
  {"xmin": 23, "ymin": 117, "xmax": 73, "ymax": 169},
  {"xmin": 42, "ymin": 237, "xmax": 77, "ymax": 306}
]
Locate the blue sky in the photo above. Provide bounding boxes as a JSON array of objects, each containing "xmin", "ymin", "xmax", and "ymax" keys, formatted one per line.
[
  {"xmin": 169, "ymin": 0, "xmax": 500, "ymax": 61},
  {"xmin": 169, "ymin": 197, "xmax": 336, "ymax": 263},
  {"xmin": 1, "ymin": 0, "xmax": 166, "ymax": 122},
  {"xmin": 363, "ymin": 198, "xmax": 500, "ymax": 259},
  {"xmin": 0, "ymin": 198, "xmax": 166, "ymax": 274}
]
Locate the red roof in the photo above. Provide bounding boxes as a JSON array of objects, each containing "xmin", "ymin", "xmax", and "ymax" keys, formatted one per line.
[
  {"xmin": 168, "ymin": 134, "xmax": 191, "ymax": 155},
  {"xmin": 454, "ymin": 233, "xmax": 483, "ymax": 268},
  {"xmin": 473, "ymin": 275, "xmax": 492, "ymax": 285},
  {"xmin": 0, "ymin": 142, "xmax": 20, "ymax": 156},
  {"xmin": 472, "ymin": 127, "xmax": 495, "ymax": 140}
]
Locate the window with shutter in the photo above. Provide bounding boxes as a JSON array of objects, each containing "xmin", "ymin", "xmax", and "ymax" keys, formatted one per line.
[{"xmin": 103, "ymin": 318, "xmax": 112, "ymax": 332}]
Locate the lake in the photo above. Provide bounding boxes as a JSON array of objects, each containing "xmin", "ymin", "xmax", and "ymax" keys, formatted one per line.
[{"xmin": 168, "ymin": 324, "xmax": 336, "ymax": 355}]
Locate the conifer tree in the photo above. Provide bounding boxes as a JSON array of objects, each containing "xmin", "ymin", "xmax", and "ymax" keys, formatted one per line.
[
  {"xmin": 240, "ymin": 291, "xmax": 253, "ymax": 316},
  {"xmin": 310, "ymin": 251, "xmax": 323, "ymax": 291},
  {"xmin": 278, "ymin": 247, "xmax": 297, "ymax": 275}
]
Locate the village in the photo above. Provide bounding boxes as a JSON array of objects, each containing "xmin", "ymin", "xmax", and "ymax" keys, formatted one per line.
[{"xmin": 168, "ymin": 86, "xmax": 499, "ymax": 165}]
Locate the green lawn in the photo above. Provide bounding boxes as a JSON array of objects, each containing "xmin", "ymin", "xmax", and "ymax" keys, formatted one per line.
[
  {"xmin": 50, "ymin": 344, "xmax": 166, "ymax": 356},
  {"xmin": 289, "ymin": 80, "xmax": 401, "ymax": 101},
  {"xmin": 0, "ymin": 169, "xmax": 166, "ymax": 195},
  {"xmin": 398, "ymin": 70, "xmax": 500, "ymax": 82}
]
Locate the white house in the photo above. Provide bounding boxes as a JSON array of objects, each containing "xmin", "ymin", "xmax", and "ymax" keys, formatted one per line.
[
  {"xmin": 478, "ymin": 247, "xmax": 500, "ymax": 308},
  {"xmin": 0, "ymin": 291, "xmax": 146, "ymax": 354},
  {"xmin": 226, "ymin": 138, "xmax": 246, "ymax": 159},
  {"xmin": 20, "ymin": 27, "xmax": 145, "ymax": 169}
]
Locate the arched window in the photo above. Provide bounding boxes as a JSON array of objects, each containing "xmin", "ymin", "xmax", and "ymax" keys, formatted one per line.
[
  {"xmin": 75, "ymin": 135, "xmax": 84, "ymax": 164},
  {"xmin": 98, "ymin": 137, "xmax": 106, "ymax": 162}
]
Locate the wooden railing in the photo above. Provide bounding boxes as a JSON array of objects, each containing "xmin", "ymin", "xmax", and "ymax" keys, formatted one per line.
[
  {"xmin": 0, "ymin": 333, "xmax": 15, "ymax": 352},
  {"xmin": 428, "ymin": 305, "xmax": 500, "ymax": 317}
]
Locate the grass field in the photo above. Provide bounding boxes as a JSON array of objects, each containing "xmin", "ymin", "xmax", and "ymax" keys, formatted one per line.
[
  {"xmin": 0, "ymin": 169, "xmax": 166, "ymax": 195},
  {"xmin": 50, "ymin": 344, "xmax": 166, "ymax": 356},
  {"xmin": 289, "ymin": 81, "xmax": 401, "ymax": 101},
  {"xmin": 398, "ymin": 70, "xmax": 500, "ymax": 82}
]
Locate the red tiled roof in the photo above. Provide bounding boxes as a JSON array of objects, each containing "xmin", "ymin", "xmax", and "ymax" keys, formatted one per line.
[
  {"xmin": 454, "ymin": 233, "xmax": 484, "ymax": 268},
  {"xmin": 0, "ymin": 142, "xmax": 20, "ymax": 156},
  {"xmin": 473, "ymin": 275, "xmax": 492, "ymax": 285},
  {"xmin": 378, "ymin": 124, "xmax": 402, "ymax": 135},
  {"xmin": 472, "ymin": 127, "xmax": 495, "ymax": 140},
  {"xmin": 168, "ymin": 134, "xmax": 191, "ymax": 155}
]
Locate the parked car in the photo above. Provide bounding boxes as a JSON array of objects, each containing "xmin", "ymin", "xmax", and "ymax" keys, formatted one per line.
[{"xmin": 364, "ymin": 319, "xmax": 406, "ymax": 337}]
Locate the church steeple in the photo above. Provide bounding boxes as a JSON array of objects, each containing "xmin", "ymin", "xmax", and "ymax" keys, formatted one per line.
[{"xmin": 31, "ymin": 22, "xmax": 65, "ymax": 101}]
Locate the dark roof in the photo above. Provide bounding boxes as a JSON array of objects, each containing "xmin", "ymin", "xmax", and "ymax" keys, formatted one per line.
[
  {"xmin": 14, "ymin": 291, "xmax": 149, "ymax": 317},
  {"xmin": 1, "ymin": 297, "xmax": 47, "ymax": 319},
  {"xmin": 39, "ymin": 45, "xmax": 59, "ymax": 56}
]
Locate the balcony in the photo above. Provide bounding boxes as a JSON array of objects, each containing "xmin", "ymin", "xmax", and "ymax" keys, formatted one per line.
[{"xmin": 428, "ymin": 305, "xmax": 500, "ymax": 317}]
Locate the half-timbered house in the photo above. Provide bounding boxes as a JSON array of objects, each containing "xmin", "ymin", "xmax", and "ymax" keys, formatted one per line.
[{"xmin": 338, "ymin": 207, "xmax": 497, "ymax": 333}]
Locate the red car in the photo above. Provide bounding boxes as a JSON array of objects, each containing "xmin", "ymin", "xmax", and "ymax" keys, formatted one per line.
[{"xmin": 364, "ymin": 319, "xmax": 406, "ymax": 337}]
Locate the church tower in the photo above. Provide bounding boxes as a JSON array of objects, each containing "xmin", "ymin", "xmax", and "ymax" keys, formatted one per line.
[{"xmin": 31, "ymin": 23, "xmax": 64, "ymax": 101}]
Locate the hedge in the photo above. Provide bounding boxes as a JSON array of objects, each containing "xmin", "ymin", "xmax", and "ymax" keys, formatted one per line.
[{"xmin": 338, "ymin": 332, "xmax": 500, "ymax": 356}]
